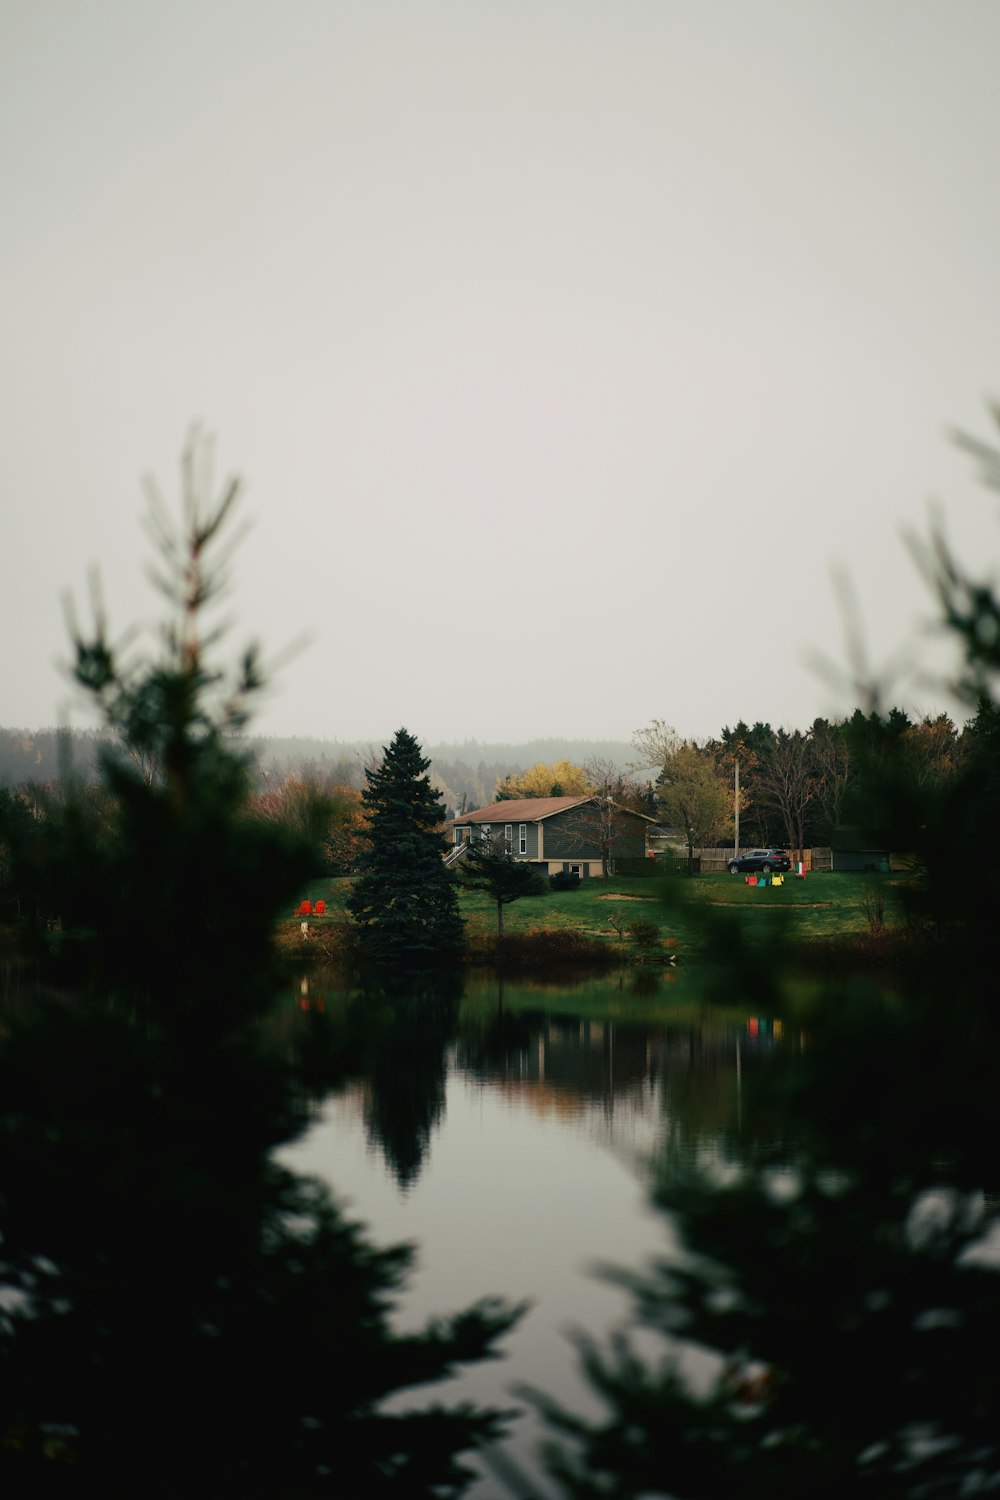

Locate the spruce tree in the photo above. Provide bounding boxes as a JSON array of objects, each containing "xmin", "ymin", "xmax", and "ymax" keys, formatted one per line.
[
  {"xmin": 349, "ymin": 728, "xmax": 464, "ymax": 965},
  {"xmin": 0, "ymin": 435, "xmax": 518, "ymax": 1496}
]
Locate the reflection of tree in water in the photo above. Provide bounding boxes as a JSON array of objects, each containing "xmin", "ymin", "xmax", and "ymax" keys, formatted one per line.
[
  {"xmin": 360, "ymin": 971, "xmax": 461, "ymax": 1190},
  {"xmin": 278, "ymin": 970, "xmax": 463, "ymax": 1192},
  {"xmin": 456, "ymin": 986, "xmax": 538, "ymax": 1078},
  {"xmin": 457, "ymin": 982, "xmax": 741, "ymax": 1130},
  {"xmin": 0, "ymin": 997, "xmax": 518, "ymax": 1496},
  {"xmin": 533, "ymin": 415, "xmax": 1000, "ymax": 1498},
  {"xmin": 650, "ymin": 1020, "xmax": 796, "ymax": 1166},
  {"xmin": 0, "ymin": 446, "xmax": 520, "ymax": 1496},
  {"xmin": 534, "ymin": 984, "xmax": 1000, "ymax": 1500}
]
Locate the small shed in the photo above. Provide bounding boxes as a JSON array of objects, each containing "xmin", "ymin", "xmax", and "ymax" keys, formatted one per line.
[{"xmin": 831, "ymin": 826, "xmax": 891, "ymax": 873}]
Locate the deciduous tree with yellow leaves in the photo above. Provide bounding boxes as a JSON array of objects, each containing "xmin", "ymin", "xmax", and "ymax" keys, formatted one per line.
[{"xmin": 494, "ymin": 759, "xmax": 593, "ymax": 801}]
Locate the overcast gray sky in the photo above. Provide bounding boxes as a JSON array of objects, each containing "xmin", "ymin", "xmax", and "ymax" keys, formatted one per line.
[{"xmin": 3, "ymin": 0, "xmax": 1000, "ymax": 746}]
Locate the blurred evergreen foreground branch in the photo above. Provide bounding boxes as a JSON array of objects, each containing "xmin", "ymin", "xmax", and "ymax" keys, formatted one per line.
[
  {"xmin": 0, "ymin": 430, "xmax": 522, "ymax": 1497},
  {"xmin": 526, "ymin": 407, "xmax": 1000, "ymax": 1498}
]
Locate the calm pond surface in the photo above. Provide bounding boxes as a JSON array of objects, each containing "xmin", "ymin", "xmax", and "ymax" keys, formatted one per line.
[
  {"xmin": 5, "ymin": 949, "xmax": 997, "ymax": 1496},
  {"xmin": 279, "ymin": 965, "xmax": 791, "ymax": 1497}
]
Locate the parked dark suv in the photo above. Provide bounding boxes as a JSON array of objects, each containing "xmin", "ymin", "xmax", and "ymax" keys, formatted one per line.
[{"xmin": 727, "ymin": 848, "xmax": 791, "ymax": 875}]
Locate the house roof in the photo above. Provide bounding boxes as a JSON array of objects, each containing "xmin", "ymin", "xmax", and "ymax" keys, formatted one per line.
[
  {"xmin": 452, "ymin": 796, "xmax": 593, "ymax": 825},
  {"xmin": 452, "ymin": 796, "xmax": 654, "ymax": 825}
]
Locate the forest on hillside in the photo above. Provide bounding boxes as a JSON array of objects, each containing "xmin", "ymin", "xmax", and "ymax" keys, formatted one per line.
[
  {"xmin": 0, "ymin": 727, "xmax": 634, "ymax": 816},
  {"xmin": 1, "ymin": 707, "xmax": 981, "ymax": 870}
]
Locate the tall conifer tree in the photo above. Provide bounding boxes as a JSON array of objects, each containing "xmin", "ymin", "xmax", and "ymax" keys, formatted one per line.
[
  {"xmin": 0, "ymin": 437, "xmax": 517, "ymax": 1496},
  {"xmin": 349, "ymin": 728, "xmax": 464, "ymax": 964}
]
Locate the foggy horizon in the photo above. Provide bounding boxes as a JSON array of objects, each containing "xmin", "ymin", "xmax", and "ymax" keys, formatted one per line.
[{"xmin": 4, "ymin": 1, "xmax": 1000, "ymax": 745}]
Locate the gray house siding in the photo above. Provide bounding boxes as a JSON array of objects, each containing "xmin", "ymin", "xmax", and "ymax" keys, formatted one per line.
[
  {"xmin": 464, "ymin": 819, "xmax": 540, "ymax": 859},
  {"xmin": 450, "ymin": 798, "xmax": 651, "ymax": 877},
  {"xmin": 541, "ymin": 807, "xmax": 648, "ymax": 862}
]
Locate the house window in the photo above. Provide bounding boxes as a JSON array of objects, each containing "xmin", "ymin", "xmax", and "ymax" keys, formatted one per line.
[
  {"xmin": 504, "ymin": 823, "xmax": 512, "ymax": 852},
  {"xmin": 454, "ymin": 827, "xmax": 461, "ymax": 844},
  {"xmin": 519, "ymin": 824, "xmax": 527, "ymax": 855},
  {"xmin": 480, "ymin": 824, "xmax": 491, "ymax": 842}
]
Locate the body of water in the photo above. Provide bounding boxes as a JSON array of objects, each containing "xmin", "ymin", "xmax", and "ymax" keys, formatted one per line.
[
  {"xmin": 9, "ymin": 952, "xmax": 994, "ymax": 1497},
  {"xmin": 280, "ymin": 966, "xmax": 788, "ymax": 1496}
]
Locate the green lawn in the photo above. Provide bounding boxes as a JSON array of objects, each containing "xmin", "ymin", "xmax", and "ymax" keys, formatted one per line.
[{"xmin": 301, "ymin": 870, "xmax": 911, "ymax": 961}]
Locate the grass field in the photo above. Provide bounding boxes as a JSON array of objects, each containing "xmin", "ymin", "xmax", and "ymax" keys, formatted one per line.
[
  {"xmin": 297, "ymin": 870, "xmax": 911, "ymax": 963},
  {"xmin": 279, "ymin": 870, "xmax": 915, "ymax": 1023}
]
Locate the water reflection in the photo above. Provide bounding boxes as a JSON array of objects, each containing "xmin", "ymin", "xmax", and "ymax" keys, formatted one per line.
[
  {"xmin": 278, "ymin": 966, "xmax": 795, "ymax": 1497},
  {"xmin": 20, "ymin": 944, "xmax": 984, "ymax": 1499},
  {"xmin": 276, "ymin": 962, "xmax": 1000, "ymax": 1497},
  {"xmin": 361, "ymin": 976, "xmax": 459, "ymax": 1189},
  {"xmin": 286, "ymin": 965, "xmax": 791, "ymax": 1193},
  {"xmin": 523, "ymin": 972, "xmax": 1000, "ymax": 1500},
  {"xmin": 0, "ymin": 978, "xmax": 521, "ymax": 1496}
]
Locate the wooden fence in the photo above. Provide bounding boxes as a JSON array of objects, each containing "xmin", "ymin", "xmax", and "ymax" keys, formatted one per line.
[{"xmin": 653, "ymin": 847, "xmax": 833, "ymax": 873}]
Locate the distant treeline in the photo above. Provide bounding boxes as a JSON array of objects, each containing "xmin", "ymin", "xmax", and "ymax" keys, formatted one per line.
[
  {"xmin": 0, "ymin": 728, "xmax": 105, "ymax": 787},
  {"xmin": 0, "ymin": 727, "xmax": 634, "ymax": 815}
]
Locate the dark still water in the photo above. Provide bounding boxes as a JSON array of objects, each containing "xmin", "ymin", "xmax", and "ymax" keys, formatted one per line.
[
  {"xmin": 6, "ymin": 951, "xmax": 998, "ymax": 1496},
  {"xmin": 279, "ymin": 967, "xmax": 786, "ymax": 1497}
]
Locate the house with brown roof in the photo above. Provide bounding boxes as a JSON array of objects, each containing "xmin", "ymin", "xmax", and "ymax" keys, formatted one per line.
[{"xmin": 447, "ymin": 795, "xmax": 652, "ymax": 878}]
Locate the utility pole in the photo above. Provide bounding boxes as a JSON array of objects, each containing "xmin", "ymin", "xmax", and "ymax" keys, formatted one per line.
[{"xmin": 734, "ymin": 755, "xmax": 740, "ymax": 859}]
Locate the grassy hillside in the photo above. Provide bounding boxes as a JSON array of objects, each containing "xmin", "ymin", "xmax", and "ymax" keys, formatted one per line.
[{"xmin": 292, "ymin": 871, "xmax": 909, "ymax": 965}]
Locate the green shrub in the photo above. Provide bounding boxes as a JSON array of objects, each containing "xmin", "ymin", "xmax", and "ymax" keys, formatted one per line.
[{"xmin": 627, "ymin": 917, "xmax": 661, "ymax": 948}]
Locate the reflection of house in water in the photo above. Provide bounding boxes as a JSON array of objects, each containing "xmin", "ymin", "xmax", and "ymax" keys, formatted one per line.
[
  {"xmin": 536, "ymin": 1020, "xmax": 652, "ymax": 1102},
  {"xmin": 458, "ymin": 1015, "xmax": 788, "ymax": 1102},
  {"xmin": 481, "ymin": 1019, "xmax": 707, "ymax": 1099},
  {"xmin": 455, "ymin": 1012, "xmax": 793, "ymax": 1162},
  {"xmin": 457, "ymin": 1019, "xmax": 652, "ymax": 1108}
]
